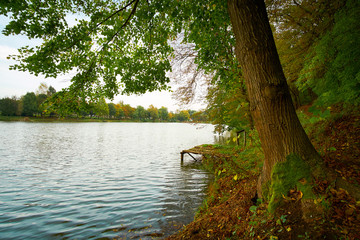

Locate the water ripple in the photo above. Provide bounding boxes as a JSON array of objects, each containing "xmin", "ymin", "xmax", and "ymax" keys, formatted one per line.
[{"xmin": 0, "ymin": 122, "xmax": 214, "ymax": 239}]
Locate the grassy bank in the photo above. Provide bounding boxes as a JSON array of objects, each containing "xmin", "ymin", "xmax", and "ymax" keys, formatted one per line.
[
  {"xmin": 168, "ymin": 109, "xmax": 360, "ymax": 239},
  {"xmin": 167, "ymin": 142, "xmax": 264, "ymax": 239}
]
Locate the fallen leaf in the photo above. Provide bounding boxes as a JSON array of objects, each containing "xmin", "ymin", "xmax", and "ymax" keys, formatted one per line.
[
  {"xmin": 299, "ymin": 178, "xmax": 307, "ymax": 185},
  {"xmin": 299, "ymin": 190, "xmax": 303, "ymax": 199}
]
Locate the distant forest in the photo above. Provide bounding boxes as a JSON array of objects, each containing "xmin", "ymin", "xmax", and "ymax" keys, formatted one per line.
[{"xmin": 0, "ymin": 83, "xmax": 207, "ymax": 122}]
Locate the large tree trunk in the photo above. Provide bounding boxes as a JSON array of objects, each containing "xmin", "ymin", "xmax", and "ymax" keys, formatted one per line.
[{"xmin": 227, "ymin": 0, "xmax": 321, "ymax": 207}]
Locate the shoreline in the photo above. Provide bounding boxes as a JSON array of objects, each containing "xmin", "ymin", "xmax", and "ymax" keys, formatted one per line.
[
  {"xmin": 167, "ymin": 144, "xmax": 263, "ymax": 239},
  {"xmin": 0, "ymin": 116, "xmax": 205, "ymax": 123}
]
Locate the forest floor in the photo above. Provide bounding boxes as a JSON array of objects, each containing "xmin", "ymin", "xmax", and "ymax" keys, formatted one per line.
[{"xmin": 167, "ymin": 109, "xmax": 360, "ymax": 240}]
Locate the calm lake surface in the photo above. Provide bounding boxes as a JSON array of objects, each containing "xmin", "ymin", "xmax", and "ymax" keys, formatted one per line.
[{"xmin": 0, "ymin": 122, "xmax": 215, "ymax": 239}]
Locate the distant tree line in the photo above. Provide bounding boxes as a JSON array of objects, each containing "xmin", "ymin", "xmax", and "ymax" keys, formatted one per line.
[
  {"xmin": 0, "ymin": 83, "xmax": 208, "ymax": 122},
  {"xmin": 0, "ymin": 83, "xmax": 57, "ymax": 117},
  {"xmin": 103, "ymin": 102, "xmax": 207, "ymax": 122}
]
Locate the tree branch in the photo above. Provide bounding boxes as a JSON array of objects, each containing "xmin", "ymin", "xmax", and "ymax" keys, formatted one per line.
[
  {"xmin": 102, "ymin": 0, "xmax": 140, "ymax": 50},
  {"xmin": 94, "ymin": 0, "xmax": 136, "ymax": 29},
  {"xmin": 81, "ymin": 0, "xmax": 140, "ymax": 85}
]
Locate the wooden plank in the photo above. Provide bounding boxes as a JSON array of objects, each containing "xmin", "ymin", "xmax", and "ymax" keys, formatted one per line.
[
  {"xmin": 186, "ymin": 152, "xmax": 198, "ymax": 161},
  {"xmin": 180, "ymin": 145, "xmax": 215, "ymax": 161},
  {"xmin": 181, "ymin": 148, "xmax": 214, "ymax": 155}
]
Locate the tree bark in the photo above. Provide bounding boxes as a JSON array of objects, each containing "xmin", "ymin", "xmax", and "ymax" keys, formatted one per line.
[{"xmin": 227, "ymin": 0, "xmax": 321, "ymax": 197}]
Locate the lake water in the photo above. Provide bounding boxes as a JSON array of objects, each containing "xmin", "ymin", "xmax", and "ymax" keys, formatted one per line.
[{"xmin": 0, "ymin": 122, "xmax": 215, "ymax": 239}]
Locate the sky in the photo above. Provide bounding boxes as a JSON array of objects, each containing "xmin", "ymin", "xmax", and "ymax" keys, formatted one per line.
[{"xmin": 0, "ymin": 16, "xmax": 204, "ymax": 112}]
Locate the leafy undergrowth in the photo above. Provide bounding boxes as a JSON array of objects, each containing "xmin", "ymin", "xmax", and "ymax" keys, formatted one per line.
[
  {"xmin": 307, "ymin": 109, "xmax": 360, "ymax": 239},
  {"xmin": 167, "ymin": 144, "xmax": 263, "ymax": 240},
  {"xmin": 313, "ymin": 114, "xmax": 360, "ymax": 186},
  {"xmin": 167, "ymin": 110, "xmax": 360, "ymax": 240}
]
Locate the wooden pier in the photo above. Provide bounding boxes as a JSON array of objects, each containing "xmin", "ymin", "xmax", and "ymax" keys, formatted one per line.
[{"xmin": 180, "ymin": 145, "xmax": 216, "ymax": 162}]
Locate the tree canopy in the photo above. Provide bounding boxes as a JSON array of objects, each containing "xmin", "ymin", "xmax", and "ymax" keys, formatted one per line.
[
  {"xmin": 22, "ymin": 92, "xmax": 38, "ymax": 116},
  {"xmin": 1, "ymin": 1, "xmax": 183, "ymax": 97},
  {"xmin": 1, "ymin": 0, "xmax": 243, "ymax": 104}
]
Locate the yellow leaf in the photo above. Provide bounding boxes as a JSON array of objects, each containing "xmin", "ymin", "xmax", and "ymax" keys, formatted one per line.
[
  {"xmin": 282, "ymin": 194, "xmax": 291, "ymax": 201},
  {"xmin": 286, "ymin": 226, "xmax": 291, "ymax": 232},
  {"xmin": 234, "ymin": 175, "xmax": 238, "ymax": 181},
  {"xmin": 299, "ymin": 178, "xmax": 307, "ymax": 185}
]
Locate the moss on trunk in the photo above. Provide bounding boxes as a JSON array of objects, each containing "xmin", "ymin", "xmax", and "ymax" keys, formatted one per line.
[{"xmin": 267, "ymin": 154, "xmax": 316, "ymax": 213}]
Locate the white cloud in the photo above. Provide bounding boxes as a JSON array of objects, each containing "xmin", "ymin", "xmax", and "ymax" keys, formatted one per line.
[{"xmin": 0, "ymin": 45, "xmax": 18, "ymax": 61}]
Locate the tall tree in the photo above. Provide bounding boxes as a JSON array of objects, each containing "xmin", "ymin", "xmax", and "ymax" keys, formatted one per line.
[
  {"xmin": 122, "ymin": 104, "xmax": 135, "ymax": 120},
  {"xmin": 47, "ymin": 86, "xmax": 56, "ymax": 96},
  {"xmin": 114, "ymin": 103, "xmax": 125, "ymax": 119},
  {"xmin": 133, "ymin": 106, "xmax": 147, "ymax": 121},
  {"xmin": 108, "ymin": 102, "xmax": 117, "ymax": 118},
  {"xmin": 147, "ymin": 105, "xmax": 159, "ymax": 121},
  {"xmin": 158, "ymin": 107, "xmax": 169, "ymax": 121},
  {"xmin": 0, "ymin": 97, "xmax": 18, "ymax": 116},
  {"xmin": 227, "ymin": 0, "xmax": 323, "ymax": 213},
  {"xmin": 36, "ymin": 93, "xmax": 48, "ymax": 115},
  {"xmin": 36, "ymin": 82, "xmax": 50, "ymax": 95},
  {"xmin": 94, "ymin": 97, "xmax": 109, "ymax": 118},
  {"xmin": 176, "ymin": 110, "xmax": 190, "ymax": 122},
  {"xmin": 22, "ymin": 92, "xmax": 38, "ymax": 116}
]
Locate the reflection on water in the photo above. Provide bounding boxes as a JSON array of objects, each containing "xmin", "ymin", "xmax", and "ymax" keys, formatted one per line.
[{"xmin": 0, "ymin": 122, "xmax": 214, "ymax": 239}]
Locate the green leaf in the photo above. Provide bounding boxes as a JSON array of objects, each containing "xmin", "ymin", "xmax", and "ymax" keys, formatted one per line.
[{"xmin": 249, "ymin": 205, "xmax": 257, "ymax": 213}]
